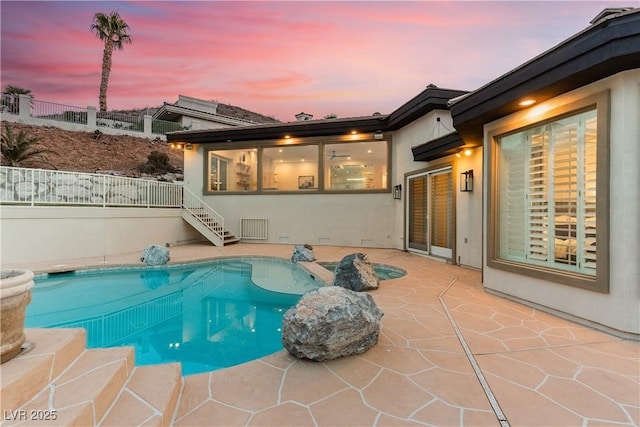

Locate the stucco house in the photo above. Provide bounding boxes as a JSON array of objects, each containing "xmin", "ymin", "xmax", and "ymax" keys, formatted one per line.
[
  {"xmin": 167, "ymin": 7, "xmax": 639, "ymax": 337},
  {"xmin": 153, "ymin": 94, "xmax": 273, "ymax": 131}
]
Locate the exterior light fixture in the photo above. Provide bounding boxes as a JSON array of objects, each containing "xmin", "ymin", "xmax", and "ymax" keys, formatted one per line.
[
  {"xmin": 460, "ymin": 170, "xmax": 473, "ymax": 192},
  {"xmin": 351, "ymin": 130, "xmax": 357, "ymax": 135},
  {"xmin": 464, "ymin": 149, "xmax": 472, "ymax": 156},
  {"xmin": 285, "ymin": 135, "xmax": 291, "ymax": 139},
  {"xmin": 519, "ymin": 99, "xmax": 536, "ymax": 107},
  {"xmin": 393, "ymin": 184, "xmax": 402, "ymax": 200},
  {"xmin": 374, "ymin": 130, "xmax": 384, "ymax": 140},
  {"xmin": 185, "ymin": 143, "xmax": 193, "ymax": 150}
]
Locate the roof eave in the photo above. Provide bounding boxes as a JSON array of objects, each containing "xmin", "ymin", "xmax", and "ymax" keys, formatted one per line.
[{"xmin": 451, "ymin": 9, "xmax": 640, "ymax": 145}]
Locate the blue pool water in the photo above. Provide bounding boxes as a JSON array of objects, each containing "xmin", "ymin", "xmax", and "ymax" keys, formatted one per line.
[
  {"xmin": 26, "ymin": 258, "xmax": 322, "ymax": 376},
  {"xmin": 321, "ymin": 263, "xmax": 406, "ymax": 280}
]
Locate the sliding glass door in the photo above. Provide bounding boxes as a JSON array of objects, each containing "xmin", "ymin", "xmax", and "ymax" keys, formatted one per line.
[{"xmin": 407, "ymin": 168, "xmax": 453, "ymax": 259}]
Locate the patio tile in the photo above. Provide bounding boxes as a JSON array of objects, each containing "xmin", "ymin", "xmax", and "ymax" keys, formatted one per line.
[
  {"xmin": 279, "ymin": 359, "xmax": 349, "ymax": 404},
  {"xmin": 174, "ymin": 400, "xmax": 251, "ymax": 426},
  {"xmin": 411, "ymin": 367, "xmax": 494, "ymax": 410},
  {"xmin": 248, "ymin": 402, "xmax": 314, "ymax": 426},
  {"xmin": 210, "ymin": 359, "xmax": 283, "ymax": 410},
  {"xmin": 361, "ymin": 369, "xmax": 435, "ymax": 419},
  {"xmin": 310, "ymin": 388, "xmax": 379, "ymax": 426}
]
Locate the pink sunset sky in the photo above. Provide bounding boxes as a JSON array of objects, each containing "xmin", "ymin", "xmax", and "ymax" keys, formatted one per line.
[{"xmin": 0, "ymin": 1, "xmax": 627, "ymax": 122}]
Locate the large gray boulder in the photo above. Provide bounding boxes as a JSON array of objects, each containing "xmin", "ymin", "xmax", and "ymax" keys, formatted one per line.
[
  {"xmin": 282, "ymin": 286, "xmax": 383, "ymax": 361},
  {"xmin": 140, "ymin": 244, "xmax": 170, "ymax": 266},
  {"xmin": 332, "ymin": 253, "xmax": 379, "ymax": 291},
  {"xmin": 291, "ymin": 244, "xmax": 315, "ymax": 263}
]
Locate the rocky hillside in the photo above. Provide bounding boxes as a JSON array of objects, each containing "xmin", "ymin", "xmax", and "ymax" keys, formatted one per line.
[{"xmin": 1, "ymin": 121, "xmax": 184, "ymax": 177}]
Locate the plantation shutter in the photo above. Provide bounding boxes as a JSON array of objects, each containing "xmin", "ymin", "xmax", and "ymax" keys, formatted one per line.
[
  {"xmin": 408, "ymin": 176, "xmax": 428, "ymax": 251},
  {"xmin": 430, "ymin": 171, "xmax": 453, "ymax": 249},
  {"xmin": 497, "ymin": 108, "xmax": 597, "ymax": 276},
  {"xmin": 527, "ymin": 129, "xmax": 550, "ymax": 262},
  {"xmin": 498, "ymin": 134, "xmax": 527, "ymax": 260}
]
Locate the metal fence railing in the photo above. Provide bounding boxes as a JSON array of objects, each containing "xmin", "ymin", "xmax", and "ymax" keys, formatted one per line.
[
  {"xmin": 97, "ymin": 111, "xmax": 144, "ymax": 132},
  {"xmin": 0, "ymin": 166, "xmax": 183, "ymax": 208},
  {"xmin": 152, "ymin": 119, "xmax": 184, "ymax": 135},
  {"xmin": 0, "ymin": 94, "xmax": 21, "ymax": 115},
  {"xmin": 0, "ymin": 95, "xmax": 189, "ymax": 139},
  {"xmin": 32, "ymin": 99, "xmax": 88, "ymax": 124}
]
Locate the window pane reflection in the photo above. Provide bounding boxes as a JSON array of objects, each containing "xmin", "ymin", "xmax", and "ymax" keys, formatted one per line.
[
  {"xmin": 324, "ymin": 141, "xmax": 388, "ymax": 190},
  {"xmin": 207, "ymin": 149, "xmax": 257, "ymax": 192}
]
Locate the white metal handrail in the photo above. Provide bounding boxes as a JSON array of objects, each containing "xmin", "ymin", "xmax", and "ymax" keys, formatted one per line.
[
  {"xmin": 0, "ymin": 166, "xmax": 182, "ymax": 208},
  {"xmin": 182, "ymin": 187, "xmax": 226, "ymax": 239}
]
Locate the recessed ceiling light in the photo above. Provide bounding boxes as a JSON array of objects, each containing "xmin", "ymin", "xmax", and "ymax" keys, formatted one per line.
[{"xmin": 519, "ymin": 99, "xmax": 536, "ymax": 107}]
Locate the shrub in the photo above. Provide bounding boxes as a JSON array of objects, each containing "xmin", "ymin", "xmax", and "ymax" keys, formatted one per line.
[{"xmin": 138, "ymin": 150, "xmax": 175, "ymax": 174}]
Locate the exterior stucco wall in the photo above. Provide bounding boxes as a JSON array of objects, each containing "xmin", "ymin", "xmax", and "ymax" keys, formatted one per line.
[
  {"xmin": 482, "ymin": 69, "xmax": 640, "ymax": 335},
  {"xmin": 392, "ymin": 111, "xmax": 483, "ymax": 268},
  {"xmin": 1, "ymin": 206, "xmax": 202, "ymax": 266},
  {"xmin": 183, "ymin": 143, "xmax": 397, "ymax": 248}
]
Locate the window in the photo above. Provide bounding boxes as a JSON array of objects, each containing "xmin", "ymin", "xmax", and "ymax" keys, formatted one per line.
[
  {"xmin": 261, "ymin": 145, "xmax": 319, "ymax": 191},
  {"xmin": 207, "ymin": 149, "xmax": 257, "ymax": 192},
  {"xmin": 489, "ymin": 92, "xmax": 609, "ymax": 292},
  {"xmin": 203, "ymin": 138, "xmax": 391, "ymax": 194},
  {"xmin": 324, "ymin": 141, "xmax": 388, "ymax": 191}
]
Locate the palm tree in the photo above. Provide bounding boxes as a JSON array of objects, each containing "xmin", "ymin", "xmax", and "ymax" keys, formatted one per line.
[
  {"xmin": 90, "ymin": 11, "xmax": 132, "ymax": 112},
  {"xmin": 1, "ymin": 125, "xmax": 57, "ymax": 168},
  {"xmin": 2, "ymin": 85, "xmax": 32, "ymax": 114}
]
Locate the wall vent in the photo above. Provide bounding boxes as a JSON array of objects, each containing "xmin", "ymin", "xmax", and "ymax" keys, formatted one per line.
[{"xmin": 240, "ymin": 218, "xmax": 268, "ymax": 240}]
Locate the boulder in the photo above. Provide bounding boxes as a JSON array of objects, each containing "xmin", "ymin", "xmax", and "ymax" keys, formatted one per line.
[
  {"xmin": 282, "ymin": 286, "xmax": 383, "ymax": 361},
  {"xmin": 140, "ymin": 244, "xmax": 170, "ymax": 266},
  {"xmin": 332, "ymin": 253, "xmax": 379, "ymax": 291},
  {"xmin": 291, "ymin": 244, "xmax": 315, "ymax": 263}
]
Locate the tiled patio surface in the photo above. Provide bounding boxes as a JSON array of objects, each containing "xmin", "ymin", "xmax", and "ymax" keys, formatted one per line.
[{"xmin": 6, "ymin": 243, "xmax": 640, "ymax": 426}]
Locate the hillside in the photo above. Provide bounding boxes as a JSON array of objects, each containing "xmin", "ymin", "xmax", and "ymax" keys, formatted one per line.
[{"xmin": 1, "ymin": 121, "xmax": 184, "ymax": 177}]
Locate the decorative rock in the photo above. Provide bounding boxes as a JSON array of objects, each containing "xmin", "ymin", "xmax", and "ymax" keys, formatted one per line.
[
  {"xmin": 140, "ymin": 244, "xmax": 170, "ymax": 266},
  {"xmin": 332, "ymin": 253, "xmax": 379, "ymax": 291},
  {"xmin": 291, "ymin": 244, "xmax": 315, "ymax": 263},
  {"xmin": 281, "ymin": 286, "xmax": 383, "ymax": 361}
]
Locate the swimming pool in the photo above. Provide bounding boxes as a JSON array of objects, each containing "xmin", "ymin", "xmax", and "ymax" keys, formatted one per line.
[{"xmin": 26, "ymin": 258, "xmax": 322, "ymax": 376}]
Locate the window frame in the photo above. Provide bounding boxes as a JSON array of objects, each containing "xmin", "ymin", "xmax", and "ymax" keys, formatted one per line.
[
  {"xmin": 487, "ymin": 91, "xmax": 610, "ymax": 293},
  {"xmin": 202, "ymin": 137, "xmax": 392, "ymax": 196}
]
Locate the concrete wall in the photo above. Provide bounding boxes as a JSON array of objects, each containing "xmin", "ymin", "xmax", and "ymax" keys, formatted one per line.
[
  {"xmin": 1, "ymin": 206, "xmax": 202, "ymax": 266},
  {"xmin": 482, "ymin": 70, "xmax": 640, "ymax": 335}
]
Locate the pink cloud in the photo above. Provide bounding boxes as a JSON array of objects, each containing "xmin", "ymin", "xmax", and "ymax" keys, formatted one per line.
[{"xmin": 1, "ymin": 1, "xmax": 619, "ymax": 121}]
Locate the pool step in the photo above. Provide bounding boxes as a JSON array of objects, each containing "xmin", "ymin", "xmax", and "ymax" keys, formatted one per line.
[
  {"xmin": 0, "ymin": 328, "xmax": 87, "ymax": 414},
  {"xmin": 1, "ymin": 328, "xmax": 183, "ymax": 426},
  {"xmin": 101, "ymin": 363, "xmax": 182, "ymax": 426}
]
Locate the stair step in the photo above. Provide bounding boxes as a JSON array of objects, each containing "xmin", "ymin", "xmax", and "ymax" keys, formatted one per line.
[
  {"xmin": 9, "ymin": 346, "xmax": 135, "ymax": 426},
  {"xmin": 0, "ymin": 328, "xmax": 86, "ymax": 414},
  {"xmin": 101, "ymin": 363, "xmax": 182, "ymax": 426}
]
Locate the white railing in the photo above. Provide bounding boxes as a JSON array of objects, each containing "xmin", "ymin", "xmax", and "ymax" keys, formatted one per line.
[
  {"xmin": 97, "ymin": 110, "xmax": 143, "ymax": 133},
  {"xmin": 32, "ymin": 99, "xmax": 88, "ymax": 125},
  {"xmin": 0, "ymin": 166, "xmax": 182, "ymax": 208},
  {"xmin": 0, "ymin": 94, "xmax": 184, "ymax": 140},
  {"xmin": 182, "ymin": 187, "xmax": 226, "ymax": 238}
]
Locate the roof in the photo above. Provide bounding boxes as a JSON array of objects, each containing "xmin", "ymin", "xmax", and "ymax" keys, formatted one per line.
[
  {"xmin": 167, "ymin": 85, "xmax": 467, "ymax": 145},
  {"xmin": 450, "ymin": 7, "xmax": 640, "ymax": 146},
  {"xmin": 153, "ymin": 102, "xmax": 258, "ymax": 127}
]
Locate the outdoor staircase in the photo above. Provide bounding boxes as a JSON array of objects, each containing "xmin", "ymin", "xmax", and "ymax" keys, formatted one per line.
[
  {"xmin": 181, "ymin": 188, "xmax": 240, "ymax": 247},
  {"xmin": 0, "ymin": 328, "xmax": 182, "ymax": 426}
]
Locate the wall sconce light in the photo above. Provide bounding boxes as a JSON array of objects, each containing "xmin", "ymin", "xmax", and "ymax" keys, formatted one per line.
[
  {"xmin": 185, "ymin": 143, "xmax": 193, "ymax": 150},
  {"xmin": 460, "ymin": 170, "xmax": 473, "ymax": 192},
  {"xmin": 393, "ymin": 184, "xmax": 402, "ymax": 199},
  {"xmin": 374, "ymin": 130, "xmax": 384, "ymax": 140}
]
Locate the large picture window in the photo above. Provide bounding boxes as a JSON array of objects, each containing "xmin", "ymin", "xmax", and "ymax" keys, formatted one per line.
[
  {"xmin": 207, "ymin": 149, "xmax": 257, "ymax": 192},
  {"xmin": 324, "ymin": 141, "xmax": 388, "ymax": 191},
  {"xmin": 204, "ymin": 138, "xmax": 390, "ymax": 194},
  {"xmin": 489, "ymin": 92, "xmax": 609, "ymax": 292},
  {"xmin": 261, "ymin": 145, "xmax": 319, "ymax": 191}
]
